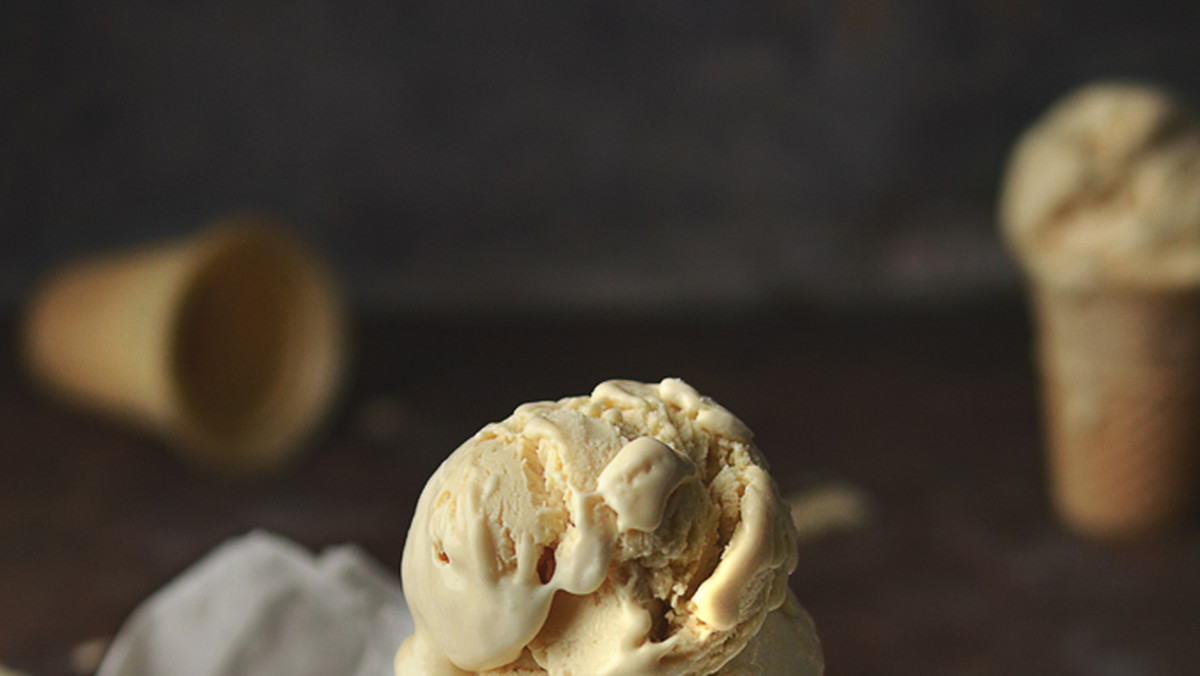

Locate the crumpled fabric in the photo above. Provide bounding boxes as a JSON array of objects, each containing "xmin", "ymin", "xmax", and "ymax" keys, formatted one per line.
[{"xmin": 97, "ymin": 530, "xmax": 413, "ymax": 676}]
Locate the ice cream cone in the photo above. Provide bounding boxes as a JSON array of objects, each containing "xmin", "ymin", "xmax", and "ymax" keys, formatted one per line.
[
  {"xmin": 1034, "ymin": 284, "xmax": 1200, "ymax": 537},
  {"xmin": 1000, "ymin": 81, "xmax": 1200, "ymax": 537},
  {"xmin": 22, "ymin": 214, "xmax": 347, "ymax": 474}
]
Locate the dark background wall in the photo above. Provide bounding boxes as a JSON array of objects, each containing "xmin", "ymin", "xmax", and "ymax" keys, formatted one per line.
[{"xmin": 4, "ymin": 1, "xmax": 1200, "ymax": 313}]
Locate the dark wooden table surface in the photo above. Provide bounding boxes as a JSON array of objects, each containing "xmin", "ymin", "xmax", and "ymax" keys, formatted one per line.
[{"xmin": 2, "ymin": 299, "xmax": 1199, "ymax": 676}]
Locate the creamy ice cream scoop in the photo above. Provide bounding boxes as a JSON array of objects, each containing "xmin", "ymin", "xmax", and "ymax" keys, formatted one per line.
[
  {"xmin": 395, "ymin": 378, "xmax": 823, "ymax": 675},
  {"xmin": 1000, "ymin": 81, "xmax": 1200, "ymax": 288}
]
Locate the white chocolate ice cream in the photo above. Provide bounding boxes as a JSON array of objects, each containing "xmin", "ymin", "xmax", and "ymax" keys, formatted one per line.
[
  {"xmin": 1000, "ymin": 81, "xmax": 1200, "ymax": 288},
  {"xmin": 395, "ymin": 378, "xmax": 823, "ymax": 675}
]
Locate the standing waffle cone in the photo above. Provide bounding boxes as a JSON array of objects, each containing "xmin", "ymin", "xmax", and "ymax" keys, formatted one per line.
[
  {"xmin": 22, "ymin": 214, "xmax": 347, "ymax": 474},
  {"xmin": 1035, "ymin": 285, "xmax": 1200, "ymax": 537},
  {"xmin": 1000, "ymin": 81, "xmax": 1200, "ymax": 537}
]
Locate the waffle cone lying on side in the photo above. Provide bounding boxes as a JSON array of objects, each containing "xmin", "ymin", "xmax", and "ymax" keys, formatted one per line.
[
  {"xmin": 21, "ymin": 218, "xmax": 346, "ymax": 474},
  {"xmin": 395, "ymin": 379, "xmax": 823, "ymax": 675},
  {"xmin": 1000, "ymin": 81, "xmax": 1200, "ymax": 537}
]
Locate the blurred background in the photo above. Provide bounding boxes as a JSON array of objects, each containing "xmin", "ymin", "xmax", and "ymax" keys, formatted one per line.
[
  {"xmin": 6, "ymin": 0, "xmax": 1200, "ymax": 314},
  {"xmin": 5, "ymin": 2, "xmax": 1200, "ymax": 675}
]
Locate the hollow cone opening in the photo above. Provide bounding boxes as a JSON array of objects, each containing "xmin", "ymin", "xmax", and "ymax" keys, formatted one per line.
[{"xmin": 169, "ymin": 226, "xmax": 343, "ymax": 471}]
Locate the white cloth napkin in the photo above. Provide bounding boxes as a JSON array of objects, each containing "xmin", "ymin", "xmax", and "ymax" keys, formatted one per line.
[{"xmin": 97, "ymin": 531, "xmax": 414, "ymax": 676}]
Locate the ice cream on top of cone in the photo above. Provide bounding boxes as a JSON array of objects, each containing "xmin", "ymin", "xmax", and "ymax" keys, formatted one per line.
[
  {"xmin": 395, "ymin": 378, "xmax": 822, "ymax": 675},
  {"xmin": 1000, "ymin": 81, "xmax": 1200, "ymax": 289}
]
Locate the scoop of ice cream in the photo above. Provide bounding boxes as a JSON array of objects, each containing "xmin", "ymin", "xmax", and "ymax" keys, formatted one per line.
[
  {"xmin": 999, "ymin": 81, "xmax": 1200, "ymax": 288},
  {"xmin": 395, "ymin": 378, "xmax": 822, "ymax": 675}
]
